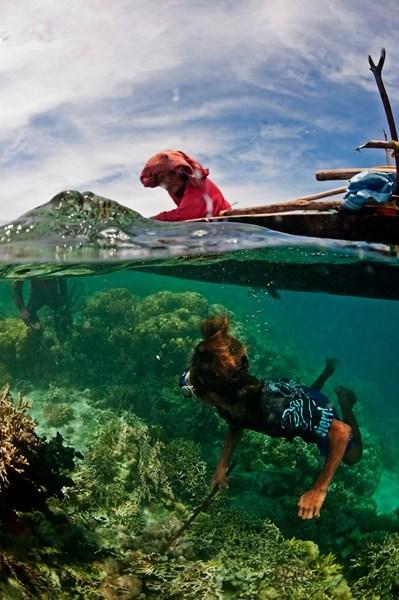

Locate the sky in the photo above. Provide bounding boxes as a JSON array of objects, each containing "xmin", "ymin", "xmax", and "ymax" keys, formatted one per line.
[{"xmin": 1, "ymin": 0, "xmax": 399, "ymax": 222}]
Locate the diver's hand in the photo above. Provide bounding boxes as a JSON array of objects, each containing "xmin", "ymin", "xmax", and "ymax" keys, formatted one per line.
[
  {"xmin": 211, "ymin": 465, "xmax": 229, "ymax": 490},
  {"xmin": 20, "ymin": 309, "xmax": 41, "ymax": 331},
  {"xmin": 297, "ymin": 487, "xmax": 327, "ymax": 519}
]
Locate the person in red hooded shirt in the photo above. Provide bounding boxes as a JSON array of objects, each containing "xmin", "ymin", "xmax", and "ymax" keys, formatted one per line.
[{"xmin": 140, "ymin": 149, "xmax": 231, "ymax": 221}]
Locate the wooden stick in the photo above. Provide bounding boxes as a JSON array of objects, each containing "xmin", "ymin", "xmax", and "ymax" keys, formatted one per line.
[
  {"xmin": 357, "ymin": 140, "xmax": 399, "ymax": 151},
  {"xmin": 315, "ymin": 166, "xmax": 395, "ymax": 181},
  {"xmin": 220, "ymin": 188, "xmax": 346, "ymax": 217},
  {"xmin": 163, "ymin": 462, "xmax": 236, "ymax": 551},
  {"xmin": 368, "ymin": 48, "xmax": 399, "ymax": 182},
  {"xmin": 280, "ymin": 187, "xmax": 346, "ymax": 204},
  {"xmin": 221, "ymin": 200, "xmax": 342, "ymax": 217}
]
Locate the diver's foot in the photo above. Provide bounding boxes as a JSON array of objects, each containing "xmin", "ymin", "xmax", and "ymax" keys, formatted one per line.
[
  {"xmin": 335, "ymin": 386, "xmax": 357, "ymax": 410},
  {"xmin": 325, "ymin": 358, "xmax": 340, "ymax": 375}
]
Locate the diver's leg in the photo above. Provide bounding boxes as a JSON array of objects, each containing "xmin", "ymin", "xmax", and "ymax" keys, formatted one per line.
[
  {"xmin": 25, "ymin": 301, "xmax": 42, "ymax": 331},
  {"xmin": 335, "ymin": 386, "xmax": 363, "ymax": 465},
  {"xmin": 311, "ymin": 358, "xmax": 340, "ymax": 391}
]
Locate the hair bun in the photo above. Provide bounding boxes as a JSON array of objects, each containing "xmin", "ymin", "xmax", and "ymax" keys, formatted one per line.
[{"xmin": 201, "ymin": 314, "xmax": 229, "ymax": 339}]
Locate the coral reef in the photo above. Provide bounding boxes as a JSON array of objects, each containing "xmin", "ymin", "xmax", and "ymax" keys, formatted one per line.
[
  {"xmin": 0, "ymin": 384, "xmax": 80, "ymax": 519},
  {"xmin": 351, "ymin": 533, "xmax": 399, "ymax": 599},
  {"xmin": 0, "ymin": 384, "xmax": 40, "ymax": 494},
  {"xmin": 66, "ymin": 411, "xmax": 173, "ymax": 548},
  {"xmin": 162, "ymin": 438, "xmax": 208, "ymax": 503},
  {"xmin": 0, "ymin": 287, "xmax": 398, "ymax": 598},
  {"xmin": 135, "ymin": 510, "xmax": 353, "ymax": 599},
  {"xmin": 132, "ymin": 290, "xmax": 209, "ymax": 376},
  {"xmin": 0, "ymin": 318, "xmax": 42, "ymax": 380},
  {"xmin": 224, "ymin": 425, "xmax": 388, "ymax": 564},
  {"xmin": 0, "ymin": 361, "xmax": 11, "ymax": 387}
]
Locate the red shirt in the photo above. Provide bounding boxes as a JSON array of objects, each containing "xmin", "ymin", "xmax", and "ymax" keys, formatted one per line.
[{"xmin": 153, "ymin": 177, "xmax": 231, "ymax": 222}]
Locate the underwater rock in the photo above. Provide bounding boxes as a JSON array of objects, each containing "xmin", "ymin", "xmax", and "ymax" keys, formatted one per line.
[
  {"xmin": 43, "ymin": 401, "xmax": 74, "ymax": 427},
  {"xmin": 99, "ymin": 564, "xmax": 142, "ymax": 600}
]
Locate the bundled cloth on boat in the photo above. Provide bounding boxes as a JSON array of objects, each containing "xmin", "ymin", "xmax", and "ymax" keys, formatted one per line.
[{"xmin": 342, "ymin": 171, "xmax": 397, "ymax": 210}]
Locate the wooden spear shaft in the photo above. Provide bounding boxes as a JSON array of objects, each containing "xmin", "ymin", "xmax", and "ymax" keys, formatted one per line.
[
  {"xmin": 368, "ymin": 48, "xmax": 399, "ymax": 182},
  {"xmin": 163, "ymin": 462, "xmax": 236, "ymax": 551}
]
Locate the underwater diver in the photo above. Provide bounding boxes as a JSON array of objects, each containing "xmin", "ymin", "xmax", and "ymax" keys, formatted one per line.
[
  {"xmin": 13, "ymin": 278, "xmax": 72, "ymax": 339},
  {"xmin": 179, "ymin": 315, "xmax": 363, "ymax": 520},
  {"xmin": 140, "ymin": 149, "xmax": 231, "ymax": 221}
]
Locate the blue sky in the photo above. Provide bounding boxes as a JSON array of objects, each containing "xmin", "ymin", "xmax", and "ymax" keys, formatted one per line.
[{"xmin": 1, "ymin": 0, "xmax": 399, "ymax": 222}]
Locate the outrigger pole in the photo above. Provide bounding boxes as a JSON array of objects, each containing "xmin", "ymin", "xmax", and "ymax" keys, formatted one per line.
[{"xmin": 358, "ymin": 48, "xmax": 399, "ymax": 184}]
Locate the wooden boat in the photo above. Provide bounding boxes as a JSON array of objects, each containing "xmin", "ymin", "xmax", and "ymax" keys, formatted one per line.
[
  {"xmin": 147, "ymin": 164, "xmax": 399, "ymax": 302},
  {"xmin": 202, "ymin": 166, "xmax": 399, "ymax": 246}
]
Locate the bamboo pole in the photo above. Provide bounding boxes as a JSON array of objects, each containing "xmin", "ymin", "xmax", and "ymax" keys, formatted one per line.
[{"xmin": 315, "ymin": 166, "xmax": 395, "ymax": 181}]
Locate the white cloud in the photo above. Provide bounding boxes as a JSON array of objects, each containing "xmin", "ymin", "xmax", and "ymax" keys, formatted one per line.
[{"xmin": 1, "ymin": 0, "xmax": 398, "ymax": 221}]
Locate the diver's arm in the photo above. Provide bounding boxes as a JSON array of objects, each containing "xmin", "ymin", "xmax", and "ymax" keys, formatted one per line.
[
  {"xmin": 58, "ymin": 278, "xmax": 68, "ymax": 302},
  {"xmin": 297, "ymin": 419, "xmax": 351, "ymax": 519},
  {"xmin": 310, "ymin": 358, "xmax": 339, "ymax": 390},
  {"xmin": 211, "ymin": 426, "xmax": 243, "ymax": 489},
  {"xmin": 12, "ymin": 280, "xmax": 36, "ymax": 326}
]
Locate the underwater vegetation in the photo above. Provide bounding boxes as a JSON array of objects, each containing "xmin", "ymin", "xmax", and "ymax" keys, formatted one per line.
[{"xmin": 0, "ymin": 286, "xmax": 398, "ymax": 598}]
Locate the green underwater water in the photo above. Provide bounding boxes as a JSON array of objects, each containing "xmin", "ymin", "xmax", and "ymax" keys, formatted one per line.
[{"xmin": 1, "ymin": 265, "xmax": 399, "ymax": 599}]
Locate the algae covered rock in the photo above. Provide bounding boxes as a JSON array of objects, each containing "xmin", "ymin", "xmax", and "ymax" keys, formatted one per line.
[{"xmin": 43, "ymin": 401, "xmax": 74, "ymax": 427}]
